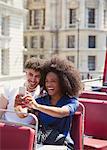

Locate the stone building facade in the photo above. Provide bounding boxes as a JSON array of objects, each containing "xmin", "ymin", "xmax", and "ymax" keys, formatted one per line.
[
  {"xmin": 24, "ymin": 0, "xmax": 107, "ymax": 78},
  {"xmin": 0, "ymin": 0, "xmax": 26, "ymax": 77}
]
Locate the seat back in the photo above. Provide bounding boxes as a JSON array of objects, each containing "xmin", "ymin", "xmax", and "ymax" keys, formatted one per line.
[
  {"xmin": 100, "ymin": 87, "xmax": 107, "ymax": 92},
  {"xmin": 103, "ymin": 50, "xmax": 107, "ymax": 86},
  {"xmin": 0, "ymin": 109, "xmax": 38, "ymax": 150},
  {"xmin": 71, "ymin": 102, "xmax": 85, "ymax": 150},
  {"xmin": 79, "ymin": 99, "xmax": 107, "ymax": 139},
  {"xmin": 0, "ymin": 122, "xmax": 35, "ymax": 150},
  {"xmin": 79, "ymin": 91, "xmax": 107, "ymax": 101}
]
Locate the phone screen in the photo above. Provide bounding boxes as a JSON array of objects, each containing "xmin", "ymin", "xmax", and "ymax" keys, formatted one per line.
[{"xmin": 19, "ymin": 87, "xmax": 26, "ymax": 96}]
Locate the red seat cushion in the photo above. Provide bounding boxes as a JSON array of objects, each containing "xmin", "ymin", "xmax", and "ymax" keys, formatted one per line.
[{"xmin": 84, "ymin": 137, "xmax": 107, "ymax": 150}]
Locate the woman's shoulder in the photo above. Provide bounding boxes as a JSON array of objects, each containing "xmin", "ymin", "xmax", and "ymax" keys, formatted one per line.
[
  {"xmin": 64, "ymin": 95, "xmax": 78, "ymax": 105},
  {"xmin": 64, "ymin": 95, "xmax": 78, "ymax": 101}
]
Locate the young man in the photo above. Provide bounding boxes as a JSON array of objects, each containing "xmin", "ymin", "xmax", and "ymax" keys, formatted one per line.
[{"xmin": 0, "ymin": 57, "xmax": 43, "ymax": 124}]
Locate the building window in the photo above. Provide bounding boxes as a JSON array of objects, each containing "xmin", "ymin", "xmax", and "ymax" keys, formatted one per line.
[
  {"xmin": 23, "ymin": 55, "xmax": 28, "ymax": 71},
  {"xmin": 34, "ymin": 9, "xmax": 45, "ymax": 28},
  {"xmin": 24, "ymin": 36, "xmax": 28, "ymax": 48},
  {"xmin": 30, "ymin": 55, "xmax": 37, "ymax": 58},
  {"xmin": 66, "ymin": 56, "xmax": 75, "ymax": 63},
  {"xmin": 1, "ymin": 16, "xmax": 9, "ymax": 36},
  {"xmin": 69, "ymin": 9, "xmax": 76, "ymax": 24},
  {"xmin": 69, "ymin": 9, "xmax": 76, "ymax": 27},
  {"xmin": 1, "ymin": 49, "xmax": 9, "ymax": 75},
  {"xmin": 106, "ymin": 36, "xmax": 107, "ymax": 48},
  {"xmin": 42, "ymin": 9, "xmax": 45, "ymax": 26},
  {"xmin": 67, "ymin": 35, "xmax": 75, "ymax": 48},
  {"xmin": 88, "ymin": 8, "xmax": 95, "ymax": 24},
  {"xmin": 88, "ymin": 8, "xmax": 95, "ymax": 27},
  {"xmin": 88, "ymin": 36, "xmax": 96, "ymax": 48},
  {"xmin": 30, "ymin": 36, "xmax": 38, "ymax": 48},
  {"xmin": 88, "ymin": 56, "xmax": 96, "ymax": 71},
  {"xmin": 29, "ymin": 10, "xmax": 32, "ymax": 26},
  {"xmin": 40, "ymin": 55, "xmax": 44, "ymax": 59},
  {"xmin": 104, "ymin": 10, "xmax": 107, "ymax": 28},
  {"xmin": 40, "ymin": 36, "xmax": 44, "ymax": 48},
  {"xmin": 34, "ymin": 10, "xmax": 41, "ymax": 26}
]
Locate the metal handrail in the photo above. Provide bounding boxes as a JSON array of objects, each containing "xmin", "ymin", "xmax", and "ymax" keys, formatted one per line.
[{"xmin": 82, "ymin": 77, "xmax": 103, "ymax": 83}]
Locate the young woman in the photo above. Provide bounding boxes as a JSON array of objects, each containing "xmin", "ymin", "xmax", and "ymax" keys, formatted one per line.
[{"xmin": 15, "ymin": 56, "xmax": 82, "ymax": 149}]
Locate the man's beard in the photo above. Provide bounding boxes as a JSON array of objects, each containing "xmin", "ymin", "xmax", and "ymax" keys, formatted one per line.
[{"xmin": 26, "ymin": 82, "xmax": 38, "ymax": 92}]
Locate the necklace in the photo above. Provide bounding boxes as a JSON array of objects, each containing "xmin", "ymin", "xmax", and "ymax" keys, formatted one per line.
[{"xmin": 24, "ymin": 82, "xmax": 41, "ymax": 99}]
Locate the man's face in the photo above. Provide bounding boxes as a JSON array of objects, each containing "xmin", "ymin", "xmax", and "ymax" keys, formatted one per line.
[{"xmin": 25, "ymin": 69, "xmax": 41, "ymax": 90}]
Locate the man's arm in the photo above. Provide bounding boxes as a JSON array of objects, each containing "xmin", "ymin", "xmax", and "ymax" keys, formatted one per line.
[{"xmin": 0, "ymin": 94, "xmax": 8, "ymax": 118}]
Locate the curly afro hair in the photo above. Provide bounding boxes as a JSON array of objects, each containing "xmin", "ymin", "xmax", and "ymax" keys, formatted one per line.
[{"xmin": 42, "ymin": 56, "xmax": 83, "ymax": 97}]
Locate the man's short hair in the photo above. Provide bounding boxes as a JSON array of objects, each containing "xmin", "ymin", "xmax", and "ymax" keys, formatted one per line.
[{"xmin": 24, "ymin": 57, "xmax": 43, "ymax": 72}]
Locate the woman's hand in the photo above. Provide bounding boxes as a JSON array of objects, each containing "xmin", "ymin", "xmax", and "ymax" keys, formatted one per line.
[
  {"xmin": 14, "ymin": 93, "xmax": 38, "ymax": 109},
  {"xmin": 22, "ymin": 95, "xmax": 38, "ymax": 109},
  {"xmin": 14, "ymin": 94, "xmax": 26, "ymax": 107},
  {"xmin": 14, "ymin": 93, "xmax": 39, "ymax": 118}
]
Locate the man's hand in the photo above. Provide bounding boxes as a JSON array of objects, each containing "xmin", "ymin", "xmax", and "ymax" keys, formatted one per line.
[
  {"xmin": 14, "ymin": 105, "xmax": 28, "ymax": 118},
  {"xmin": 14, "ymin": 94, "xmax": 28, "ymax": 118}
]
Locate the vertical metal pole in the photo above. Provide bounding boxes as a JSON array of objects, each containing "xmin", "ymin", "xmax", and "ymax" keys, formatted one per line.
[
  {"xmin": 77, "ymin": 20, "xmax": 80, "ymax": 69},
  {"xmin": 55, "ymin": 0, "xmax": 59, "ymax": 55}
]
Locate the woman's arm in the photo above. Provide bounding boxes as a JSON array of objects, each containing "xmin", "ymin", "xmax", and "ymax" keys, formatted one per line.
[
  {"xmin": 35, "ymin": 104, "xmax": 70, "ymax": 118},
  {"xmin": 24, "ymin": 96, "xmax": 71, "ymax": 118}
]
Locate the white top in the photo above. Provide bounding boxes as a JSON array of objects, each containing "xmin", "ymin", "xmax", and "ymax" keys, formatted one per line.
[
  {"xmin": 37, "ymin": 145, "xmax": 67, "ymax": 150},
  {"xmin": 3, "ymin": 82, "xmax": 41, "ymax": 125}
]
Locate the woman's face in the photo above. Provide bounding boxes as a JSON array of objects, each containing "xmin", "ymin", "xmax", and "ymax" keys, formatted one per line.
[{"xmin": 45, "ymin": 72, "xmax": 62, "ymax": 97}]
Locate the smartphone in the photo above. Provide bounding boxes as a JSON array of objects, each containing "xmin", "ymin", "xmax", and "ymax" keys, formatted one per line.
[{"xmin": 19, "ymin": 86, "xmax": 26, "ymax": 96}]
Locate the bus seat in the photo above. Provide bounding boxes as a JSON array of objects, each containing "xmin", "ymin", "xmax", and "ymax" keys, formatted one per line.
[
  {"xmin": 0, "ymin": 109, "xmax": 38, "ymax": 150},
  {"xmin": 0, "ymin": 122, "xmax": 35, "ymax": 150},
  {"xmin": 79, "ymin": 99, "xmax": 107, "ymax": 139},
  {"xmin": 84, "ymin": 137, "xmax": 107, "ymax": 150},
  {"xmin": 79, "ymin": 99, "xmax": 107, "ymax": 149},
  {"xmin": 79, "ymin": 91, "xmax": 107, "ymax": 101},
  {"xmin": 71, "ymin": 102, "xmax": 85, "ymax": 150}
]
